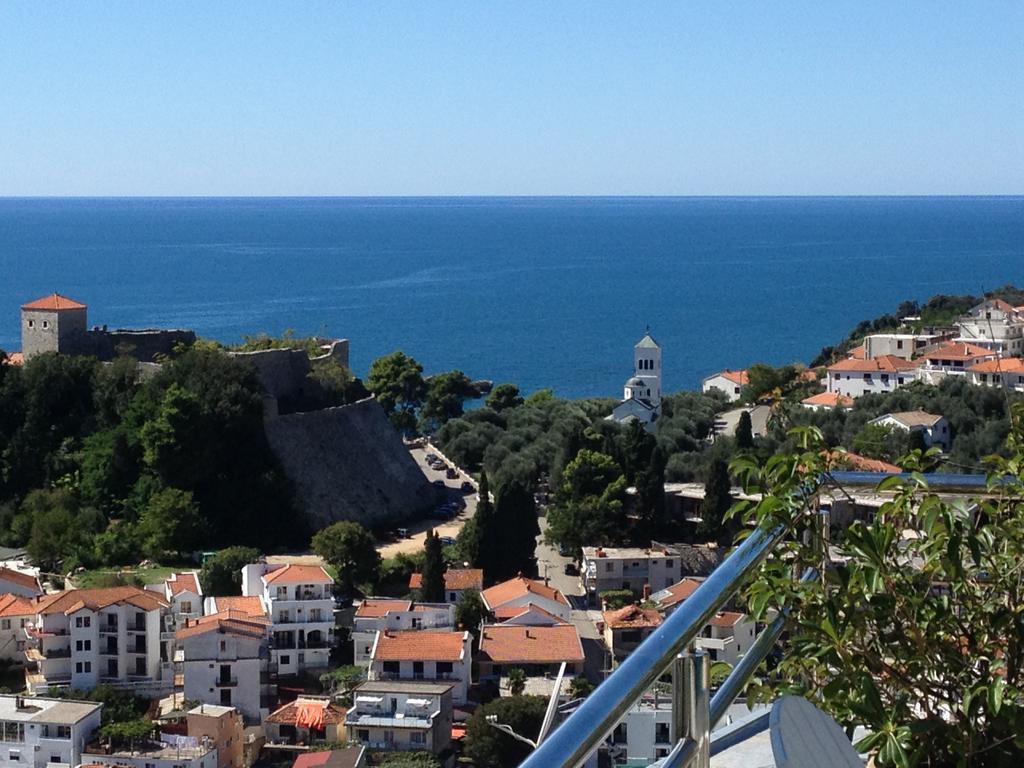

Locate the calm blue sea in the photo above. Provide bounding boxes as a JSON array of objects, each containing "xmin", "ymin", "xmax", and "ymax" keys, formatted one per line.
[{"xmin": 1, "ymin": 197, "xmax": 1022, "ymax": 398}]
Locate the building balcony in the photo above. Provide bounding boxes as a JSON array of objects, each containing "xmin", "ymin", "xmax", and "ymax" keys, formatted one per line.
[
  {"xmin": 127, "ymin": 625, "xmax": 147, "ymax": 634},
  {"xmin": 99, "ymin": 624, "xmax": 119, "ymax": 634},
  {"xmin": 216, "ymin": 677, "xmax": 239, "ymax": 687},
  {"xmin": 100, "ymin": 646, "xmax": 119, "ymax": 656},
  {"xmin": 25, "ymin": 625, "xmax": 68, "ymax": 639}
]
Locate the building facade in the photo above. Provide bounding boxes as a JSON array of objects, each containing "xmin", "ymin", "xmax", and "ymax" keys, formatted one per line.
[
  {"xmin": 0, "ymin": 694, "xmax": 102, "ymax": 768},
  {"xmin": 701, "ymin": 370, "xmax": 748, "ymax": 402},
  {"xmin": 346, "ymin": 681, "xmax": 453, "ymax": 755},
  {"xmin": 352, "ymin": 599, "xmax": 455, "ymax": 667},
  {"xmin": 955, "ymin": 299, "xmax": 1024, "ymax": 356},
  {"xmin": 368, "ymin": 631, "xmax": 471, "ymax": 705},
  {"xmin": 581, "ymin": 546, "xmax": 686, "ymax": 602},
  {"xmin": 826, "ymin": 355, "xmax": 918, "ymax": 398},
  {"xmin": 608, "ymin": 332, "xmax": 663, "ymax": 429}
]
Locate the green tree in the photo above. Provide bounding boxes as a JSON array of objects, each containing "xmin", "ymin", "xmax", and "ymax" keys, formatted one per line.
[
  {"xmin": 492, "ymin": 480, "xmax": 539, "ymax": 581},
  {"xmin": 736, "ymin": 410, "xmax": 754, "ymax": 450},
  {"xmin": 852, "ymin": 422, "xmax": 909, "ymax": 463},
  {"xmin": 507, "ymin": 667, "xmax": 526, "ymax": 696},
  {"xmin": 454, "ymin": 589, "xmax": 493, "ymax": 647},
  {"xmin": 487, "ymin": 383, "xmax": 524, "ymax": 412},
  {"xmin": 737, "ymin": 415, "xmax": 1024, "ymax": 766},
  {"xmin": 634, "ymin": 446, "xmax": 668, "ymax": 538},
  {"xmin": 138, "ymin": 486, "xmax": 204, "ymax": 559},
  {"xmin": 199, "ymin": 546, "xmax": 261, "ymax": 596},
  {"xmin": 100, "ymin": 719, "xmax": 154, "ymax": 750},
  {"xmin": 319, "ymin": 664, "xmax": 365, "ymax": 701},
  {"xmin": 569, "ymin": 676, "xmax": 594, "ymax": 699},
  {"xmin": 366, "ymin": 351, "xmax": 426, "ymax": 433},
  {"xmin": 419, "ymin": 529, "xmax": 446, "ymax": 603},
  {"xmin": 524, "ymin": 388, "xmax": 555, "ymax": 406},
  {"xmin": 464, "ymin": 695, "xmax": 547, "ymax": 768},
  {"xmin": 741, "ymin": 363, "xmax": 796, "ymax": 403},
  {"xmin": 311, "ymin": 521, "xmax": 381, "ymax": 596},
  {"xmin": 420, "ymin": 370, "xmax": 480, "ymax": 432},
  {"xmin": 23, "ymin": 488, "xmax": 97, "ymax": 574},
  {"xmin": 698, "ymin": 458, "xmax": 733, "ymax": 543},
  {"xmin": 546, "ymin": 450, "xmax": 627, "ymax": 553},
  {"xmin": 460, "ymin": 470, "xmax": 499, "ymax": 573},
  {"xmin": 378, "ymin": 753, "xmax": 442, "ymax": 768}
]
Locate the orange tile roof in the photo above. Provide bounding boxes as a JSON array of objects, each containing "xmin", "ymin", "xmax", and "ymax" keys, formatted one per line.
[
  {"xmin": 0, "ymin": 567, "xmax": 42, "ymax": 593},
  {"xmin": 656, "ymin": 577, "xmax": 704, "ymax": 609},
  {"xmin": 481, "ymin": 576, "xmax": 569, "ymax": 610},
  {"xmin": 823, "ymin": 450, "xmax": 901, "ymax": 474},
  {"xmin": 21, "ymin": 293, "xmax": 87, "ymax": 311},
  {"xmin": 373, "ymin": 630, "xmax": 468, "ymax": 662},
  {"xmin": 211, "ymin": 595, "xmax": 267, "ymax": 618},
  {"xmin": 266, "ymin": 697, "xmax": 347, "ymax": 726},
  {"xmin": 263, "ymin": 564, "xmax": 333, "ymax": 585},
  {"xmin": 356, "ymin": 599, "xmax": 412, "ymax": 618},
  {"xmin": 968, "ymin": 357, "xmax": 1024, "ymax": 374},
  {"xmin": 496, "ymin": 604, "xmax": 568, "ymax": 625},
  {"xmin": 978, "ymin": 298, "xmax": 1018, "ymax": 314},
  {"xmin": 479, "ymin": 624, "xmax": 584, "ymax": 664},
  {"xmin": 710, "ymin": 369, "xmax": 748, "ymax": 385},
  {"xmin": 176, "ymin": 609, "xmax": 270, "ymax": 640},
  {"xmin": 847, "ymin": 345, "xmax": 866, "ymax": 360},
  {"xmin": 602, "ymin": 605, "xmax": 663, "ymax": 630},
  {"xmin": 801, "ymin": 391, "xmax": 854, "ymax": 408},
  {"xmin": 923, "ymin": 341, "xmax": 995, "ymax": 361},
  {"xmin": 828, "ymin": 355, "xmax": 917, "ymax": 373},
  {"xmin": 166, "ymin": 572, "xmax": 200, "ymax": 596},
  {"xmin": 2, "ymin": 352, "xmax": 24, "ymax": 367},
  {"xmin": 0, "ymin": 593, "xmax": 34, "ymax": 618},
  {"xmin": 710, "ymin": 611, "xmax": 746, "ymax": 628},
  {"xmin": 34, "ymin": 586, "xmax": 168, "ymax": 616},
  {"xmin": 444, "ymin": 569, "xmax": 483, "ymax": 591},
  {"xmin": 408, "ymin": 573, "xmax": 423, "ymax": 590}
]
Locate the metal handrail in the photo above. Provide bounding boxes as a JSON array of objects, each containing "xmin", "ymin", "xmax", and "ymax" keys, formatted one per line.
[{"xmin": 520, "ymin": 522, "xmax": 789, "ymax": 768}]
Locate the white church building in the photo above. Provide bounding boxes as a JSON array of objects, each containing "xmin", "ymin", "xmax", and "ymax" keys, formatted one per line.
[{"xmin": 607, "ymin": 331, "xmax": 662, "ymax": 430}]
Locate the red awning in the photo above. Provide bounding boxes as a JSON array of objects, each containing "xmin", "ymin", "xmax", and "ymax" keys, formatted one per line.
[{"xmin": 296, "ymin": 701, "xmax": 326, "ymax": 730}]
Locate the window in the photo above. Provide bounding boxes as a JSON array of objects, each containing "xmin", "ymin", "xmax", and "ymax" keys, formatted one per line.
[
  {"xmin": 42, "ymin": 321, "xmax": 48, "ymax": 329},
  {"xmin": 410, "ymin": 732, "xmax": 425, "ymax": 745},
  {"xmin": 220, "ymin": 641, "xmax": 227, "ymax": 652},
  {"xmin": 27, "ymin": 319, "xmax": 33, "ymax": 328},
  {"xmin": 382, "ymin": 661, "xmax": 400, "ymax": 674},
  {"xmin": 220, "ymin": 689, "xmax": 232, "ymax": 706},
  {"xmin": 448, "ymin": 592, "xmax": 456, "ymax": 602},
  {"xmin": 1, "ymin": 721, "xmax": 25, "ymax": 742},
  {"xmin": 620, "ymin": 630, "xmax": 641, "ymax": 643},
  {"xmin": 604, "ymin": 562, "xmax": 613, "ymax": 572},
  {"xmin": 84, "ymin": 662, "xmax": 91, "ymax": 672},
  {"xmin": 612, "ymin": 723, "xmax": 627, "ymax": 744},
  {"xmin": 76, "ymin": 662, "xmax": 83, "ymax": 673},
  {"xmin": 410, "ymin": 617, "xmax": 421, "ymax": 629},
  {"xmin": 75, "ymin": 640, "xmax": 91, "ymax": 652},
  {"xmin": 276, "ymin": 586, "xmax": 287, "ymax": 599},
  {"xmin": 280, "ymin": 655, "xmax": 290, "ymax": 665},
  {"xmin": 436, "ymin": 661, "xmax": 453, "ymax": 675},
  {"xmin": 357, "ymin": 729, "xmax": 370, "ymax": 741},
  {"xmin": 655, "ymin": 722, "xmax": 670, "ymax": 743},
  {"xmin": 75, "ymin": 616, "xmax": 91, "ymax": 628},
  {"xmin": 413, "ymin": 661, "xmax": 424, "ymax": 678},
  {"xmin": 180, "ymin": 601, "xmax": 192, "ymax": 613},
  {"xmin": 665, "ymin": 559, "xmax": 673, "ymax": 568},
  {"xmin": 0, "ymin": 620, "xmax": 8, "ymax": 630},
  {"xmin": 896, "ymin": 340, "xmax": 904, "ymax": 349}
]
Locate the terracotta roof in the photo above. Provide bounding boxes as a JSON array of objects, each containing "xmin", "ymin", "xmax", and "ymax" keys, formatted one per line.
[
  {"xmin": 166, "ymin": 572, "xmax": 200, "ymax": 597},
  {"xmin": 706, "ymin": 369, "xmax": 748, "ymax": 386},
  {"xmin": 827, "ymin": 355, "xmax": 917, "ymax": 373},
  {"xmin": 710, "ymin": 611, "xmax": 746, "ymax": 628},
  {"xmin": 0, "ymin": 593, "xmax": 34, "ymax": 618},
  {"xmin": 34, "ymin": 586, "xmax": 168, "ymax": 616},
  {"xmin": 408, "ymin": 573, "xmax": 423, "ymax": 590},
  {"xmin": 176, "ymin": 610, "xmax": 269, "ymax": 641},
  {"xmin": 481, "ymin": 576, "xmax": 569, "ymax": 610},
  {"xmin": 373, "ymin": 630, "xmax": 468, "ymax": 662},
  {"xmin": 968, "ymin": 357, "xmax": 1024, "ymax": 374},
  {"xmin": 0, "ymin": 567, "xmax": 41, "ymax": 593},
  {"xmin": 655, "ymin": 577, "xmax": 704, "ymax": 609},
  {"xmin": 21, "ymin": 293, "xmax": 87, "ymax": 311},
  {"xmin": 356, "ymin": 599, "xmax": 411, "ymax": 618},
  {"xmin": 292, "ymin": 749, "xmax": 365, "ymax": 768},
  {"xmin": 209, "ymin": 595, "xmax": 267, "ymax": 618},
  {"xmin": 444, "ymin": 569, "xmax": 483, "ymax": 591},
  {"xmin": 479, "ymin": 624, "xmax": 584, "ymax": 664},
  {"xmin": 2, "ymin": 352, "xmax": 24, "ymax": 367},
  {"xmin": 823, "ymin": 450, "xmax": 901, "ymax": 474},
  {"xmin": 263, "ymin": 564, "xmax": 333, "ymax": 585},
  {"xmin": 602, "ymin": 605, "xmax": 663, "ymax": 630},
  {"xmin": 976, "ymin": 298, "xmax": 1018, "ymax": 314},
  {"xmin": 496, "ymin": 604, "xmax": 568, "ymax": 625},
  {"xmin": 801, "ymin": 391, "xmax": 854, "ymax": 408},
  {"xmin": 266, "ymin": 697, "xmax": 347, "ymax": 726},
  {"xmin": 875, "ymin": 410, "xmax": 944, "ymax": 428},
  {"xmin": 923, "ymin": 341, "xmax": 994, "ymax": 361},
  {"xmin": 847, "ymin": 345, "xmax": 866, "ymax": 360}
]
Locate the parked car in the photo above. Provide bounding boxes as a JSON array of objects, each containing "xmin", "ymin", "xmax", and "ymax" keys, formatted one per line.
[
  {"xmin": 425, "ymin": 453, "xmax": 438, "ymax": 462},
  {"xmin": 432, "ymin": 479, "xmax": 446, "ymax": 488},
  {"xmin": 439, "ymin": 536, "xmax": 457, "ymax": 546},
  {"xmin": 461, "ymin": 480, "xmax": 474, "ymax": 492},
  {"xmin": 558, "ymin": 543, "xmax": 573, "ymax": 557},
  {"xmin": 397, "ymin": 528, "xmax": 411, "ymax": 538},
  {"xmin": 563, "ymin": 563, "xmax": 577, "ymax": 576},
  {"xmin": 445, "ymin": 468, "xmax": 458, "ymax": 479}
]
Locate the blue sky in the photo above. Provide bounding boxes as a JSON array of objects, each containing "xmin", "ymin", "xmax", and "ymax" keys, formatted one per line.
[{"xmin": 1, "ymin": 3, "xmax": 1021, "ymax": 195}]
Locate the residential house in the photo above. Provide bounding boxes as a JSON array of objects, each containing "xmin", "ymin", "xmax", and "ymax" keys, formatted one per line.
[
  {"xmin": 651, "ymin": 578, "xmax": 704, "ymax": 615},
  {"xmin": 955, "ymin": 299, "xmax": 1024, "ymax": 356},
  {"xmin": 968, "ymin": 357, "xmax": 1024, "ymax": 392},
  {"xmin": 83, "ymin": 737, "xmax": 218, "ymax": 768},
  {"xmin": 863, "ymin": 332, "xmax": 952, "ymax": 360},
  {"xmin": 800, "ymin": 391, "xmax": 854, "ymax": 411},
  {"xmin": 493, "ymin": 604, "xmax": 568, "ymax": 626},
  {"xmin": 701, "ymin": 370, "xmax": 748, "ymax": 402},
  {"xmin": 345, "ymin": 680, "xmax": 453, "ymax": 755},
  {"xmin": 187, "ymin": 703, "xmax": 246, "ymax": 768},
  {"xmin": 823, "ymin": 451, "xmax": 902, "ymax": 475},
  {"xmin": 698, "ymin": 612, "xmax": 756, "ymax": 666},
  {"xmin": 177, "ymin": 610, "xmax": 271, "ymax": 723},
  {"xmin": 826, "ymin": 355, "xmax": 918, "ymax": 399},
  {"xmin": 368, "ymin": 631, "xmax": 471, "ymax": 705},
  {"xmin": 204, "ymin": 595, "xmax": 268, "ymax": 619},
  {"xmin": 241, "ymin": 564, "xmax": 334, "ymax": 676},
  {"xmin": 608, "ymin": 699, "xmax": 675, "ymax": 766},
  {"xmin": 916, "ymin": 341, "xmax": 997, "ymax": 384},
  {"xmin": 0, "ymin": 594, "xmax": 33, "ymax": 665},
  {"xmin": 868, "ymin": 410, "xmax": 950, "ymax": 451},
  {"xmin": 0, "ymin": 693, "xmax": 102, "ymax": 768},
  {"xmin": 352, "ymin": 599, "xmax": 455, "ymax": 667},
  {"xmin": 150, "ymin": 571, "xmax": 203, "ymax": 629},
  {"xmin": 264, "ymin": 697, "xmax": 348, "ymax": 745},
  {"xmin": 23, "ymin": 586, "xmax": 170, "ymax": 695},
  {"xmin": 408, "ymin": 568, "xmax": 484, "ymax": 604},
  {"xmin": 481, "ymin": 576, "xmax": 571, "ymax": 622},
  {"xmin": 0, "ymin": 567, "xmax": 43, "ymax": 598},
  {"xmin": 601, "ymin": 605, "xmax": 662, "ymax": 663},
  {"xmin": 291, "ymin": 748, "xmax": 367, "ymax": 768},
  {"xmin": 477, "ymin": 624, "xmax": 585, "ymax": 680},
  {"xmin": 580, "ymin": 546, "xmax": 685, "ymax": 603}
]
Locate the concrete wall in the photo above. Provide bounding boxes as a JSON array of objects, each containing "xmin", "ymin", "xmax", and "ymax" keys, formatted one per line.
[{"xmin": 263, "ymin": 398, "xmax": 435, "ymax": 530}]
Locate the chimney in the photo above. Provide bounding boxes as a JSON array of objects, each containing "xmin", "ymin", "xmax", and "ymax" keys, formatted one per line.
[{"xmin": 596, "ymin": 548, "xmax": 605, "ymax": 558}]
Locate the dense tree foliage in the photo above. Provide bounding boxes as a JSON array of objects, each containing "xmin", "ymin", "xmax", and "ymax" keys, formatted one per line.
[
  {"xmin": 311, "ymin": 521, "xmax": 381, "ymax": 596},
  {"xmin": 419, "ymin": 370, "xmax": 480, "ymax": 432},
  {"xmin": 490, "ymin": 479, "xmax": 540, "ymax": 580},
  {"xmin": 735, "ymin": 410, "xmax": 754, "ymax": 449},
  {"xmin": 454, "ymin": 589, "xmax": 493, "ymax": 648},
  {"xmin": 545, "ymin": 449, "xmax": 627, "ymax": 553},
  {"xmin": 419, "ymin": 529, "xmax": 446, "ymax": 602},
  {"xmin": 486, "ymin": 383, "xmax": 524, "ymax": 412},
  {"xmin": 199, "ymin": 546, "xmax": 261, "ymax": 596},
  {"xmin": 464, "ymin": 695, "xmax": 547, "ymax": 768},
  {"xmin": 366, "ymin": 351, "xmax": 426, "ymax": 433},
  {"xmin": 698, "ymin": 457, "xmax": 733, "ymax": 544}
]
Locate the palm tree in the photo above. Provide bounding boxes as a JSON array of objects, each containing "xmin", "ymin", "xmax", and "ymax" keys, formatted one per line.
[{"xmin": 507, "ymin": 667, "xmax": 526, "ymax": 696}]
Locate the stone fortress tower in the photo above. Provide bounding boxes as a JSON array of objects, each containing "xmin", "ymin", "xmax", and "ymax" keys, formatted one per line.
[
  {"xmin": 21, "ymin": 293, "xmax": 89, "ymax": 359},
  {"xmin": 608, "ymin": 329, "xmax": 663, "ymax": 431}
]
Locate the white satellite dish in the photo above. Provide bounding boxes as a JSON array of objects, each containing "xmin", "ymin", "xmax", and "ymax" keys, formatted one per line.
[{"xmin": 770, "ymin": 695, "xmax": 863, "ymax": 768}]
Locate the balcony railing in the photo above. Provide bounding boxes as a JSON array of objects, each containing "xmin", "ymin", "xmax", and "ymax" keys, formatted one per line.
[
  {"xmin": 521, "ymin": 509, "xmax": 827, "ymax": 768},
  {"xmin": 216, "ymin": 677, "xmax": 239, "ymax": 687}
]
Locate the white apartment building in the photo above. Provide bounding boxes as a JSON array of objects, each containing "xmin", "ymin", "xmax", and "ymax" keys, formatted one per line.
[
  {"xmin": 581, "ymin": 545, "xmax": 686, "ymax": 603},
  {"xmin": 0, "ymin": 595, "xmax": 32, "ymax": 665},
  {"xmin": 915, "ymin": 341, "xmax": 996, "ymax": 385},
  {"xmin": 968, "ymin": 357, "xmax": 1024, "ymax": 392},
  {"xmin": 148, "ymin": 571, "xmax": 203, "ymax": 630},
  {"xmin": 177, "ymin": 611, "xmax": 271, "ymax": 723},
  {"xmin": 83, "ymin": 737, "xmax": 218, "ymax": 768},
  {"xmin": 863, "ymin": 332, "xmax": 951, "ymax": 361},
  {"xmin": 0, "ymin": 693, "xmax": 102, "ymax": 768},
  {"xmin": 826, "ymin": 355, "xmax": 918, "ymax": 398},
  {"xmin": 609, "ymin": 699, "xmax": 674, "ymax": 766},
  {"xmin": 701, "ymin": 369, "xmax": 748, "ymax": 402},
  {"xmin": 241, "ymin": 564, "xmax": 334, "ymax": 676},
  {"xmin": 23, "ymin": 586, "xmax": 170, "ymax": 695},
  {"xmin": 0, "ymin": 567, "xmax": 43, "ymax": 598},
  {"xmin": 955, "ymin": 299, "xmax": 1024, "ymax": 356},
  {"xmin": 352, "ymin": 599, "xmax": 455, "ymax": 667},
  {"xmin": 868, "ymin": 411, "xmax": 950, "ymax": 451},
  {"xmin": 368, "ymin": 631, "xmax": 471, "ymax": 705},
  {"xmin": 346, "ymin": 680, "xmax": 454, "ymax": 755},
  {"xmin": 698, "ymin": 612, "xmax": 756, "ymax": 666}
]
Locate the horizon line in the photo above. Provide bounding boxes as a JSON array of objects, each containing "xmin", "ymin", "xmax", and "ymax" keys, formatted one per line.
[{"xmin": 1, "ymin": 194, "xmax": 1023, "ymax": 201}]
